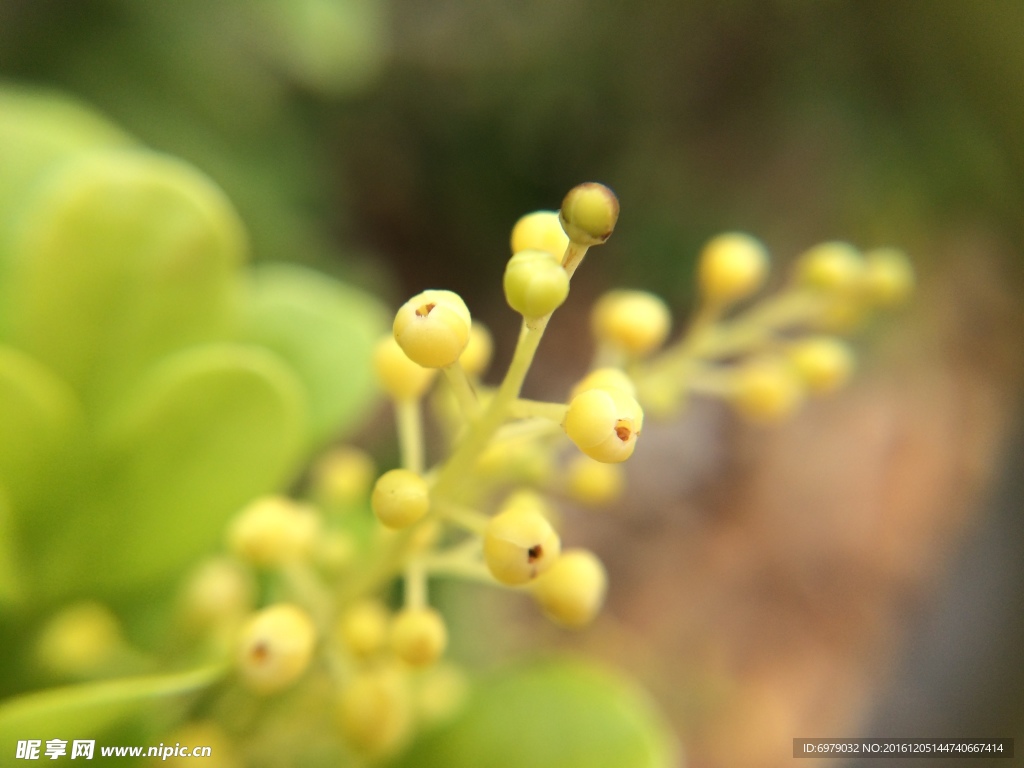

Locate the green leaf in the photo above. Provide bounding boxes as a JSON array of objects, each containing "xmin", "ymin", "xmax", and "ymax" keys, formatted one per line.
[
  {"xmin": 240, "ymin": 263, "xmax": 387, "ymax": 446},
  {"xmin": 0, "ymin": 663, "xmax": 226, "ymax": 752},
  {"xmin": 392, "ymin": 659, "xmax": 679, "ymax": 768},
  {"xmin": 0, "ymin": 149, "xmax": 246, "ymax": 417},
  {"xmin": 0, "ymin": 485, "xmax": 21, "ymax": 607},
  {"xmin": 32, "ymin": 345, "xmax": 305, "ymax": 600},
  {"xmin": 0, "ymin": 345, "xmax": 83, "ymax": 513},
  {"xmin": 0, "ymin": 85, "xmax": 132, "ymax": 239}
]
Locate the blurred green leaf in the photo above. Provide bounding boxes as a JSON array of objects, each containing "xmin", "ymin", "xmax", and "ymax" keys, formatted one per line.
[
  {"xmin": 0, "ymin": 345, "xmax": 83, "ymax": 513},
  {"xmin": 0, "ymin": 485, "xmax": 21, "ymax": 607},
  {"xmin": 32, "ymin": 345, "xmax": 305, "ymax": 600},
  {"xmin": 0, "ymin": 663, "xmax": 226, "ymax": 752},
  {"xmin": 240, "ymin": 263, "xmax": 387, "ymax": 445},
  {"xmin": 0, "ymin": 85, "xmax": 132, "ymax": 240},
  {"xmin": 392, "ymin": 659, "xmax": 679, "ymax": 768},
  {"xmin": 0, "ymin": 149, "xmax": 245, "ymax": 417}
]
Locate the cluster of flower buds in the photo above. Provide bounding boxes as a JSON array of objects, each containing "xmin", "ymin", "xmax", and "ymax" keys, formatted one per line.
[{"xmin": 140, "ymin": 182, "xmax": 911, "ymax": 760}]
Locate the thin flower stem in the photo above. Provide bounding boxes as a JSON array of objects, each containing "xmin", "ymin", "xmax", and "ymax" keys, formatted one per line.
[
  {"xmin": 509, "ymin": 399, "xmax": 568, "ymax": 422},
  {"xmin": 404, "ymin": 558, "xmax": 427, "ymax": 610},
  {"xmin": 431, "ymin": 318, "xmax": 547, "ymax": 498},
  {"xmin": 563, "ymin": 242, "xmax": 590, "ymax": 279},
  {"xmin": 433, "ymin": 501, "xmax": 489, "ymax": 535},
  {"xmin": 396, "ymin": 398, "xmax": 424, "ymax": 474},
  {"xmin": 442, "ymin": 361, "xmax": 479, "ymax": 419}
]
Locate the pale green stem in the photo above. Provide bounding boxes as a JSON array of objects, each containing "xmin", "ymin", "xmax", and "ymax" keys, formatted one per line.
[
  {"xmin": 431, "ymin": 319, "xmax": 547, "ymax": 498},
  {"xmin": 442, "ymin": 360, "xmax": 480, "ymax": 419},
  {"xmin": 396, "ymin": 398, "xmax": 424, "ymax": 474},
  {"xmin": 562, "ymin": 242, "xmax": 590, "ymax": 279},
  {"xmin": 422, "ymin": 556, "xmax": 501, "ymax": 587},
  {"xmin": 492, "ymin": 417, "xmax": 561, "ymax": 443},
  {"xmin": 509, "ymin": 398, "xmax": 568, "ymax": 422},
  {"xmin": 433, "ymin": 500, "xmax": 489, "ymax": 534},
  {"xmin": 280, "ymin": 563, "xmax": 335, "ymax": 631},
  {"xmin": 404, "ymin": 558, "xmax": 427, "ymax": 610}
]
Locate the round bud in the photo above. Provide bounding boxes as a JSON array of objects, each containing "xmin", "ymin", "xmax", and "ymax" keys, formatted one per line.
[
  {"xmin": 564, "ymin": 454, "xmax": 625, "ymax": 506},
  {"xmin": 570, "ymin": 367, "xmax": 637, "ymax": 400},
  {"xmin": 795, "ymin": 242, "xmax": 863, "ymax": 292},
  {"xmin": 36, "ymin": 602, "xmax": 124, "ymax": 677},
  {"xmin": 531, "ymin": 549, "xmax": 607, "ymax": 628},
  {"xmin": 863, "ymin": 247, "xmax": 914, "ymax": 306},
  {"xmin": 510, "ymin": 210, "xmax": 569, "ymax": 260},
  {"xmin": 698, "ymin": 232, "xmax": 769, "ymax": 304},
  {"xmin": 390, "ymin": 607, "xmax": 448, "ymax": 667},
  {"xmin": 501, "ymin": 488, "xmax": 562, "ymax": 530},
  {"xmin": 563, "ymin": 387, "xmax": 644, "ymax": 463},
  {"xmin": 504, "ymin": 249, "xmax": 570, "ymax": 320},
  {"xmin": 227, "ymin": 496, "xmax": 320, "ymax": 568},
  {"xmin": 483, "ymin": 506, "xmax": 561, "ymax": 586},
  {"xmin": 179, "ymin": 557, "xmax": 255, "ymax": 630},
  {"xmin": 311, "ymin": 446, "xmax": 376, "ymax": 507},
  {"xmin": 559, "ymin": 182, "xmax": 620, "ymax": 246},
  {"xmin": 591, "ymin": 290, "xmax": 671, "ymax": 357},
  {"xmin": 337, "ymin": 667, "xmax": 411, "ymax": 757},
  {"xmin": 237, "ymin": 604, "xmax": 317, "ymax": 694},
  {"xmin": 373, "ymin": 335, "xmax": 436, "ymax": 400},
  {"xmin": 371, "ymin": 469, "xmax": 430, "ymax": 529},
  {"xmin": 731, "ymin": 357, "xmax": 804, "ymax": 424},
  {"xmin": 413, "ymin": 662, "xmax": 468, "ymax": 728},
  {"xmin": 337, "ymin": 600, "xmax": 390, "ymax": 658},
  {"xmin": 459, "ymin": 322, "xmax": 494, "ymax": 377},
  {"xmin": 393, "ymin": 290, "xmax": 472, "ymax": 368},
  {"xmin": 787, "ymin": 336, "xmax": 855, "ymax": 395}
]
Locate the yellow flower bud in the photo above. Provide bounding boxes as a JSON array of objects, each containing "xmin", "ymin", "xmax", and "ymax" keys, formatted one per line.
[
  {"xmin": 698, "ymin": 232, "xmax": 769, "ymax": 304},
  {"xmin": 570, "ymin": 367, "xmax": 637, "ymax": 400},
  {"xmin": 531, "ymin": 549, "xmax": 607, "ymax": 628},
  {"xmin": 371, "ymin": 469, "xmax": 430, "ymax": 529},
  {"xmin": 413, "ymin": 662, "xmax": 468, "ymax": 728},
  {"xmin": 563, "ymin": 387, "xmax": 644, "ymax": 463},
  {"xmin": 863, "ymin": 247, "xmax": 914, "ymax": 306},
  {"xmin": 459, "ymin": 322, "xmax": 494, "ymax": 377},
  {"xmin": 501, "ymin": 488, "xmax": 562, "ymax": 530},
  {"xmin": 591, "ymin": 290, "xmax": 671, "ymax": 357},
  {"xmin": 373, "ymin": 335, "xmax": 437, "ymax": 400},
  {"xmin": 559, "ymin": 182, "xmax": 619, "ymax": 246},
  {"xmin": 227, "ymin": 496, "xmax": 320, "ymax": 568},
  {"xmin": 483, "ymin": 505, "xmax": 561, "ymax": 586},
  {"xmin": 237, "ymin": 604, "xmax": 317, "ymax": 694},
  {"xmin": 787, "ymin": 336, "xmax": 855, "ymax": 395},
  {"xmin": 390, "ymin": 607, "xmax": 448, "ymax": 667},
  {"xmin": 311, "ymin": 446, "xmax": 377, "ymax": 507},
  {"xmin": 796, "ymin": 242, "xmax": 863, "ymax": 292},
  {"xmin": 504, "ymin": 249, "xmax": 570, "ymax": 320},
  {"xmin": 564, "ymin": 454, "xmax": 624, "ymax": 506},
  {"xmin": 179, "ymin": 557, "xmax": 255, "ymax": 630},
  {"xmin": 510, "ymin": 210, "xmax": 569, "ymax": 260},
  {"xmin": 731, "ymin": 357, "xmax": 804, "ymax": 424},
  {"xmin": 337, "ymin": 666, "xmax": 412, "ymax": 757},
  {"xmin": 36, "ymin": 602, "xmax": 124, "ymax": 678},
  {"xmin": 337, "ymin": 599, "xmax": 390, "ymax": 658},
  {"xmin": 393, "ymin": 290, "xmax": 472, "ymax": 368}
]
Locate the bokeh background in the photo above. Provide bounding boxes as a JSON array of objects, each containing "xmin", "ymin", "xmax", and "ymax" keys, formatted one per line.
[{"xmin": 2, "ymin": 1, "xmax": 1023, "ymax": 766}]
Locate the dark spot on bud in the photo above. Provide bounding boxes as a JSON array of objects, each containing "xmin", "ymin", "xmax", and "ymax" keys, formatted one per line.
[
  {"xmin": 614, "ymin": 420, "xmax": 632, "ymax": 442},
  {"xmin": 416, "ymin": 303, "xmax": 436, "ymax": 317},
  {"xmin": 527, "ymin": 545, "xmax": 543, "ymax": 562},
  {"xmin": 250, "ymin": 640, "xmax": 270, "ymax": 663}
]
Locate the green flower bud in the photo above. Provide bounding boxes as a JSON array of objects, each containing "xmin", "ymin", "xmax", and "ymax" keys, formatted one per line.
[
  {"xmin": 393, "ymin": 290, "xmax": 472, "ymax": 368},
  {"xmin": 559, "ymin": 182, "xmax": 619, "ymax": 246},
  {"xmin": 504, "ymin": 249, "xmax": 570, "ymax": 320},
  {"xmin": 371, "ymin": 469, "xmax": 430, "ymax": 529}
]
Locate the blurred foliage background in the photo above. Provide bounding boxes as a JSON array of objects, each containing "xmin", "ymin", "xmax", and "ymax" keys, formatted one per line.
[{"xmin": 2, "ymin": 1, "xmax": 1023, "ymax": 766}]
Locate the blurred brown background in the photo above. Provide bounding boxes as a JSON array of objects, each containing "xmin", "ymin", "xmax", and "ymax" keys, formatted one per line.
[{"xmin": 3, "ymin": 1, "xmax": 1023, "ymax": 765}]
